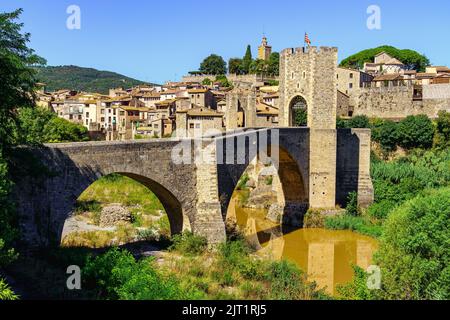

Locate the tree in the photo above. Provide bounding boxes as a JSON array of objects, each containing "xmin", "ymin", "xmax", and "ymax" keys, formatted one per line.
[
  {"xmin": 199, "ymin": 54, "xmax": 227, "ymax": 75},
  {"xmin": 375, "ymin": 188, "xmax": 450, "ymax": 300},
  {"xmin": 0, "ymin": 9, "xmax": 46, "ymax": 148},
  {"xmin": 242, "ymin": 45, "xmax": 253, "ymax": 74},
  {"xmin": 228, "ymin": 58, "xmax": 244, "ymax": 75},
  {"xmin": 249, "ymin": 59, "xmax": 269, "ymax": 75},
  {"xmin": 340, "ymin": 45, "xmax": 430, "ymax": 72},
  {"xmin": 215, "ymin": 75, "xmax": 232, "ymax": 88},
  {"xmin": 372, "ymin": 120, "xmax": 399, "ymax": 152},
  {"xmin": 0, "ymin": 8, "xmax": 44, "ymax": 298},
  {"xmin": 434, "ymin": 111, "xmax": 450, "ymax": 148},
  {"xmin": 398, "ymin": 115, "xmax": 434, "ymax": 150},
  {"xmin": 202, "ymin": 78, "xmax": 212, "ymax": 86},
  {"xmin": 267, "ymin": 52, "xmax": 280, "ymax": 76}
]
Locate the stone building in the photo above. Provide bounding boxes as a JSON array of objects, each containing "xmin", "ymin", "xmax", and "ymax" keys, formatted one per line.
[
  {"xmin": 176, "ymin": 107, "xmax": 224, "ymax": 138},
  {"xmin": 258, "ymin": 36, "xmax": 272, "ymax": 61}
]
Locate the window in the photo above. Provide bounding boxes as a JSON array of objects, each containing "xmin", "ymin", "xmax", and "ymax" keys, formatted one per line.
[
  {"xmin": 349, "ymin": 83, "xmax": 353, "ymax": 89},
  {"xmin": 101, "ymin": 117, "xmax": 105, "ymax": 122},
  {"xmin": 195, "ymin": 123, "xmax": 200, "ymax": 129},
  {"xmin": 350, "ymin": 73, "xmax": 354, "ymax": 79},
  {"xmin": 189, "ymin": 123, "xmax": 194, "ymax": 129},
  {"xmin": 120, "ymin": 111, "xmax": 125, "ymax": 116},
  {"xmin": 86, "ymin": 119, "xmax": 89, "ymax": 125},
  {"xmin": 101, "ymin": 109, "xmax": 105, "ymax": 114},
  {"xmin": 303, "ymin": 72, "xmax": 306, "ymax": 79},
  {"xmin": 86, "ymin": 112, "xmax": 89, "ymax": 118},
  {"xmin": 291, "ymin": 72, "xmax": 294, "ymax": 79},
  {"xmin": 78, "ymin": 115, "xmax": 82, "ymax": 120},
  {"xmin": 154, "ymin": 124, "xmax": 159, "ymax": 129},
  {"xmin": 69, "ymin": 115, "xmax": 73, "ymax": 120}
]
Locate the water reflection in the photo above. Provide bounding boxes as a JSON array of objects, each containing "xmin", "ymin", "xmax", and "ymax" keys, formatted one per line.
[{"xmin": 230, "ymin": 196, "xmax": 378, "ymax": 295}]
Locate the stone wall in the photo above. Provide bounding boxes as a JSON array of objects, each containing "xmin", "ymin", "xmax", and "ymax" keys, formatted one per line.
[
  {"xmin": 353, "ymin": 84, "xmax": 450, "ymax": 119},
  {"xmin": 336, "ymin": 129, "xmax": 374, "ymax": 208}
]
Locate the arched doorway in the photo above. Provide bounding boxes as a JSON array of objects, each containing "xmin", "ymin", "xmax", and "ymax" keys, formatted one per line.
[
  {"xmin": 289, "ymin": 96, "xmax": 308, "ymax": 127},
  {"xmin": 61, "ymin": 173, "xmax": 186, "ymax": 248}
]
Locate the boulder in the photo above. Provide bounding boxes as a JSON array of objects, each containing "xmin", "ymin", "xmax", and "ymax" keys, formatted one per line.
[{"xmin": 99, "ymin": 204, "xmax": 132, "ymax": 227}]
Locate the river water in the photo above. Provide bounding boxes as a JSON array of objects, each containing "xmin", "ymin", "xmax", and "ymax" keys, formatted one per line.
[{"xmin": 230, "ymin": 196, "xmax": 378, "ymax": 295}]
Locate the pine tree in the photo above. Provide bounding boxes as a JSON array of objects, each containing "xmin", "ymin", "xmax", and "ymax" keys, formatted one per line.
[{"xmin": 242, "ymin": 45, "xmax": 253, "ymax": 74}]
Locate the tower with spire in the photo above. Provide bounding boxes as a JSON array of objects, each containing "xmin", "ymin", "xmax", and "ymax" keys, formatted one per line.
[{"xmin": 258, "ymin": 35, "xmax": 272, "ymax": 61}]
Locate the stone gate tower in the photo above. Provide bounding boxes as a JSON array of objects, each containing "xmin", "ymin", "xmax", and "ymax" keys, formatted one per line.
[{"xmin": 279, "ymin": 46, "xmax": 338, "ymax": 209}]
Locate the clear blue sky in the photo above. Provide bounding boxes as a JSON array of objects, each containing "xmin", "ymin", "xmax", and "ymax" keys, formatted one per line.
[{"xmin": 1, "ymin": 0, "xmax": 449, "ymax": 84}]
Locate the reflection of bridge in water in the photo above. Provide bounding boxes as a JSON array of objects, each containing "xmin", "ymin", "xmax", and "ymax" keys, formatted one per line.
[{"xmin": 240, "ymin": 209, "xmax": 378, "ymax": 294}]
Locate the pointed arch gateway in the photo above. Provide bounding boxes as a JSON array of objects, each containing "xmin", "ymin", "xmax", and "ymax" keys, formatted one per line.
[{"xmin": 289, "ymin": 95, "xmax": 308, "ymax": 127}]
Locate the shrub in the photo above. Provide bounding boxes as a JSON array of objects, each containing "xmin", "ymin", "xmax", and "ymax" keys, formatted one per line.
[
  {"xmin": 347, "ymin": 115, "xmax": 370, "ymax": 128},
  {"xmin": 372, "ymin": 120, "xmax": 399, "ymax": 152},
  {"xmin": 397, "ymin": 115, "xmax": 434, "ymax": 150},
  {"xmin": 345, "ymin": 192, "xmax": 359, "ymax": 216},
  {"xmin": 265, "ymin": 260, "xmax": 324, "ymax": 300},
  {"xmin": 0, "ymin": 277, "xmax": 19, "ymax": 300},
  {"xmin": 336, "ymin": 266, "xmax": 375, "ymax": 300},
  {"xmin": 236, "ymin": 173, "xmax": 249, "ymax": 190},
  {"xmin": 170, "ymin": 232, "xmax": 207, "ymax": 256},
  {"xmin": 375, "ymin": 188, "xmax": 450, "ymax": 300},
  {"xmin": 83, "ymin": 248, "xmax": 203, "ymax": 300},
  {"xmin": 434, "ymin": 111, "xmax": 450, "ymax": 148},
  {"xmin": 303, "ymin": 209, "xmax": 325, "ymax": 228},
  {"xmin": 324, "ymin": 215, "xmax": 382, "ymax": 238}
]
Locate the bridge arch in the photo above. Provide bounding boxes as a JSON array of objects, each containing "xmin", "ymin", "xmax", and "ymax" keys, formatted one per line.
[
  {"xmin": 217, "ymin": 129, "xmax": 310, "ymax": 230},
  {"xmin": 13, "ymin": 141, "xmax": 198, "ymax": 247},
  {"xmin": 289, "ymin": 95, "xmax": 308, "ymax": 127}
]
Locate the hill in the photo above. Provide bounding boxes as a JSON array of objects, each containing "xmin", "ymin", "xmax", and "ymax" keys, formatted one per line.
[
  {"xmin": 339, "ymin": 45, "xmax": 430, "ymax": 72},
  {"xmin": 35, "ymin": 65, "xmax": 158, "ymax": 94}
]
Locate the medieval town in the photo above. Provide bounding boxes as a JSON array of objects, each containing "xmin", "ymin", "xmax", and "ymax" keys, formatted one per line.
[{"xmin": 34, "ymin": 36, "xmax": 450, "ymax": 141}]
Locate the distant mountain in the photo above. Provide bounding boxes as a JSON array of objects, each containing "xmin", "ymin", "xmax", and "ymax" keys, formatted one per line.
[{"xmin": 35, "ymin": 65, "xmax": 158, "ymax": 94}]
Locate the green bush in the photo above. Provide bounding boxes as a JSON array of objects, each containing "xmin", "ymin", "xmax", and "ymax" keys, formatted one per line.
[
  {"xmin": 397, "ymin": 115, "xmax": 434, "ymax": 150},
  {"xmin": 265, "ymin": 260, "xmax": 325, "ymax": 300},
  {"xmin": 0, "ymin": 277, "xmax": 19, "ymax": 300},
  {"xmin": 336, "ymin": 266, "xmax": 375, "ymax": 300},
  {"xmin": 372, "ymin": 120, "xmax": 399, "ymax": 152},
  {"xmin": 434, "ymin": 111, "xmax": 450, "ymax": 148},
  {"xmin": 375, "ymin": 188, "xmax": 450, "ymax": 300},
  {"xmin": 324, "ymin": 215, "xmax": 382, "ymax": 238},
  {"xmin": 236, "ymin": 173, "xmax": 249, "ymax": 190},
  {"xmin": 18, "ymin": 107, "xmax": 89, "ymax": 144},
  {"xmin": 170, "ymin": 232, "xmax": 207, "ymax": 256},
  {"xmin": 83, "ymin": 248, "xmax": 204, "ymax": 300},
  {"xmin": 345, "ymin": 191, "xmax": 359, "ymax": 216},
  {"xmin": 347, "ymin": 115, "xmax": 370, "ymax": 129}
]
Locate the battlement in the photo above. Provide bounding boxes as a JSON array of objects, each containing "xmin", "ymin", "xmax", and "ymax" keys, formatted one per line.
[{"xmin": 281, "ymin": 46, "xmax": 338, "ymax": 57}]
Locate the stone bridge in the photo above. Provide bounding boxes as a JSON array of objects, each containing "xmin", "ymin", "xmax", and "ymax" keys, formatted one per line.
[{"xmin": 13, "ymin": 128, "xmax": 373, "ymax": 247}]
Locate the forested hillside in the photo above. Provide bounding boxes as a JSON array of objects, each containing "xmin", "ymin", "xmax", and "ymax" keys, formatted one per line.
[{"xmin": 35, "ymin": 65, "xmax": 157, "ymax": 94}]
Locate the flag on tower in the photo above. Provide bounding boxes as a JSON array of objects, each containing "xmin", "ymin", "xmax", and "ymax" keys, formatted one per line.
[{"xmin": 304, "ymin": 33, "xmax": 311, "ymax": 47}]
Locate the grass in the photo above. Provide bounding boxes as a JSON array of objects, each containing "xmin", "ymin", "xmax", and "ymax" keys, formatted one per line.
[
  {"xmin": 324, "ymin": 214, "xmax": 383, "ymax": 238},
  {"xmin": 161, "ymin": 234, "xmax": 329, "ymax": 300},
  {"xmin": 78, "ymin": 174, "xmax": 165, "ymax": 215}
]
